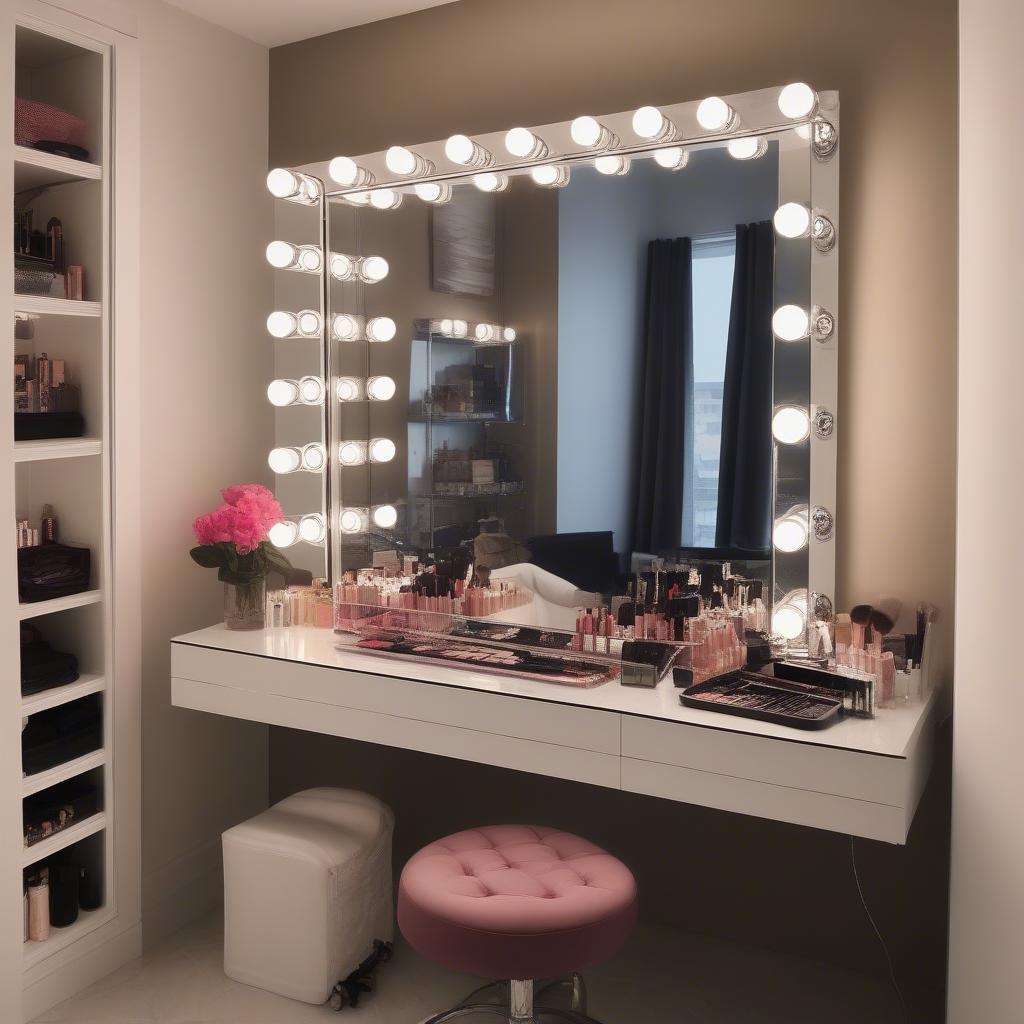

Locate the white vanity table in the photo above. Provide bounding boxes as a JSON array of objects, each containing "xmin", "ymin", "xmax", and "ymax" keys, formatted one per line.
[{"xmin": 170, "ymin": 625, "xmax": 938, "ymax": 845}]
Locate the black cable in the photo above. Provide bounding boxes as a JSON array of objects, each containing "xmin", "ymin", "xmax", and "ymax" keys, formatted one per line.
[{"xmin": 850, "ymin": 836, "xmax": 907, "ymax": 1021}]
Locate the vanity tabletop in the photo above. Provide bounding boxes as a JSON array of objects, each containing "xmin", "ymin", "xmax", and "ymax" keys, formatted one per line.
[{"xmin": 171, "ymin": 624, "xmax": 935, "ymax": 760}]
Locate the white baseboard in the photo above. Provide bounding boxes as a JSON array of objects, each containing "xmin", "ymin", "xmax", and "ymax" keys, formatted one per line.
[
  {"xmin": 141, "ymin": 836, "xmax": 223, "ymax": 949},
  {"xmin": 22, "ymin": 919, "xmax": 142, "ymax": 1023}
]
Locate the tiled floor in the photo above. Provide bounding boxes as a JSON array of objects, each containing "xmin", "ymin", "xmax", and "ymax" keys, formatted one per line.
[{"xmin": 34, "ymin": 913, "xmax": 911, "ymax": 1024}]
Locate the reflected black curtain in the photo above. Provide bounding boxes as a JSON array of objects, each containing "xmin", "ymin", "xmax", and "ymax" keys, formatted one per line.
[
  {"xmin": 715, "ymin": 221, "xmax": 774, "ymax": 552},
  {"xmin": 633, "ymin": 237, "xmax": 692, "ymax": 555}
]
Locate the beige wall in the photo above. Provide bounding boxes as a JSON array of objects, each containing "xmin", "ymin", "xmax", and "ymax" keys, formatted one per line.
[
  {"xmin": 269, "ymin": 0, "xmax": 956, "ymax": 1007},
  {"xmin": 138, "ymin": 0, "xmax": 271, "ymax": 946}
]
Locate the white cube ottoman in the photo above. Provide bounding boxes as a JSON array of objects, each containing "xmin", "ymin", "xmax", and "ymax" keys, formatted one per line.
[{"xmin": 222, "ymin": 787, "xmax": 395, "ymax": 1004}]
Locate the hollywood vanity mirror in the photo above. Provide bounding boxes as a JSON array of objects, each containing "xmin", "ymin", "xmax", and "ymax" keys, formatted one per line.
[{"xmin": 265, "ymin": 84, "xmax": 839, "ymax": 685}]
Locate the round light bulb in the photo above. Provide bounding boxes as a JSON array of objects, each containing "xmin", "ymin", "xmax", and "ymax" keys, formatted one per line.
[
  {"xmin": 474, "ymin": 323, "xmax": 497, "ymax": 342},
  {"xmin": 438, "ymin": 318, "xmax": 454, "ymax": 336},
  {"xmin": 632, "ymin": 105, "xmax": 673, "ymax": 141},
  {"xmin": 503, "ymin": 327, "xmax": 517, "ymax": 342},
  {"xmin": 266, "ymin": 240, "xmax": 298, "ymax": 269},
  {"xmin": 727, "ymin": 136, "xmax": 766, "ymax": 160},
  {"xmin": 369, "ymin": 189, "xmax": 402, "ymax": 210},
  {"xmin": 696, "ymin": 96, "xmax": 736, "ymax": 132},
  {"xmin": 570, "ymin": 115, "xmax": 603, "ymax": 148},
  {"xmin": 772, "ymin": 304, "xmax": 810, "ymax": 342},
  {"xmin": 268, "ymin": 520, "xmax": 299, "ymax": 548},
  {"xmin": 266, "ymin": 379, "xmax": 299, "ymax": 407},
  {"xmin": 367, "ymin": 375, "xmax": 397, "ymax": 401},
  {"xmin": 266, "ymin": 168, "xmax": 298, "ymax": 199},
  {"xmin": 372, "ymin": 504, "xmax": 398, "ymax": 530},
  {"xmin": 296, "ymin": 310, "xmax": 322, "ymax": 336},
  {"xmin": 531, "ymin": 164, "xmax": 570, "ymax": 187},
  {"xmin": 772, "ymin": 605, "xmax": 806, "ymax": 641},
  {"xmin": 268, "ymin": 447, "xmax": 302, "ymax": 474},
  {"xmin": 298, "ymin": 376, "xmax": 325, "ymax": 404},
  {"xmin": 369, "ymin": 437, "xmax": 396, "ymax": 463},
  {"xmin": 415, "ymin": 181, "xmax": 452, "ymax": 203},
  {"xmin": 386, "ymin": 146, "xmax": 416, "ymax": 175},
  {"xmin": 595, "ymin": 155, "xmax": 630, "ymax": 176},
  {"xmin": 301, "ymin": 443, "xmax": 326, "ymax": 472},
  {"xmin": 772, "ymin": 406, "xmax": 811, "ymax": 445},
  {"xmin": 336, "ymin": 377, "xmax": 364, "ymax": 402},
  {"xmin": 298, "ymin": 247, "xmax": 322, "ymax": 272},
  {"xmin": 330, "ymin": 253, "xmax": 356, "ymax": 281},
  {"xmin": 339, "ymin": 508, "xmax": 366, "ymax": 534},
  {"xmin": 773, "ymin": 514, "xmax": 809, "ymax": 553},
  {"xmin": 267, "ymin": 311, "xmax": 296, "ymax": 338},
  {"xmin": 339, "ymin": 441, "xmax": 368, "ymax": 466},
  {"xmin": 332, "ymin": 314, "xmax": 361, "ymax": 341},
  {"xmin": 773, "ymin": 202, "xmax": 811, "ymax": 239},
  {"xmin": 359, "ymin": 255, "xmax": 389, "ymax": 282},
  {"xmin": 451, "ymin": 319, "xmax": 468, "ymax": 338},
  {"xmin": 298, "ymin": 514, "xmax": 326, "ymax": 544},
  {"xmin": 473, "ymin": 172, "xmax": 509, "ymax": 193},
  {"xmin": 778, "ymin": 82, "xmax": 818, "ymax": 120},
  {"xmin": 653, "ymin": 147, "xmax": 688, "ymax": 171},
  {"xmin": 328, "ymin": 156, "xmax": 373, "ymax": 187},
  {"xmin": 445, "ymin": 134, "xmax": 490, "ymax": 167},
  {"xmin": 366, "ymin": 316, "xmax": 397, "ymax": 343},
  {"xmin": 505, "ymin": 127, "xmax": 546, "ymax": 160}
]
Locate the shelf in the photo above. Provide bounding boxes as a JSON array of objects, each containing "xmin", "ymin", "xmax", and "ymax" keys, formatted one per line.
[
  {"xmin": 13, "ymin": 295, "xmax": 101, "ymax": 318},
  {"xmin": 14, "ymin": 437, "xmax": 102, "ymax": 463},
  {"xmin": 23, "ymin": 812, "xmax": 106, "ymax": 868},
  {"xmin": 15, "ymin": 145, "xmax": 102, "ymax": 191},
  {"xmin": 23, "ymin": 906, "xmax": 115, "ymax": 970},
  {"xmin": 22, "ymin": 675, "xmax": 105, "ymax": 717},
  {"xmin": 18, "ymin": 590, "xmax": 102, "ymax": 621},
  {"xmin": 23, "ymin": 750, "xmax": 106, "ymax": 797}
]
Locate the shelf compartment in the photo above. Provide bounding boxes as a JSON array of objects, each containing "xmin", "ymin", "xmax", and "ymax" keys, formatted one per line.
[
  {"xmin": 23, "ymin": 811, "xmax": 106, "ymax": 867},
  {"xmin": 12, "ymin": 295, "xmax": 101, "ymax": 318},
  {"xmin": 23, "ymin": 904, "xmax": 114, "ymax": 970},
  {"xmin": 22, "ymin": 674, "xmax": 105, "ymax": 717},
  {"xmin": 18, "ymin": 590, "xmax": 102, "ymax": 621},
  {"xmin": 15, "ymin": 145, "xmax": 102, "ymax": 191},
  {"xmin": 23, "ymin": 749, "xmax": 105, "ymax": 797},
  {"xmin": 14, "ymin": 437, "xmax": 102, "ymax": 463}
]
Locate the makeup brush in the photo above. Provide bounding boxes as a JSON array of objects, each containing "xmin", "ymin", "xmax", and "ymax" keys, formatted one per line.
[
  {"xmin": 870, "ymin": 597, "xmax": 903, "ymax": 646},
  {"xmin": 850, "ymin": 604, "xmax": 873, "ymax": 649}
]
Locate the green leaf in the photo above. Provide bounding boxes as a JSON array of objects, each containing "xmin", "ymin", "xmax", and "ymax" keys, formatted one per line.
[{"xmin": 190, "ymin": 545, "xmax": 226, "ymax": 569}]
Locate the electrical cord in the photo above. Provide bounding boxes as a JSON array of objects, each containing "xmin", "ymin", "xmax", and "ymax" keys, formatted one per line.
[{"xmin": 850, "ymin": 836, "xmax": 908, "ymax": 1021}]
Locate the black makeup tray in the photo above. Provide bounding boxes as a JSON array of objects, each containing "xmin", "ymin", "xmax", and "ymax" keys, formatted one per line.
[{"xmin": 681, "ymin": 673, "xmax": 842, "ymax": 729}]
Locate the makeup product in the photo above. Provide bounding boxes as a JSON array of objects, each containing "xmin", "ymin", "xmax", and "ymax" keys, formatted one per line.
[
  {"xmin": 773, "ymin": 660, "xmax": 875, "ymax": 717},
  {"xmin": 850, "ymin": 605, "xmax": 873, "ymax": 649},
  {"xmin": 40, "ymin": 505, "xmax": 57, "ymax": 544},
  {"xmin": 27, "ymin": 872, "xmax": 49, "ymax": 942},
  {"xmin": 681, "ymin": 675, "xmax": 842, "ymax": 730}
]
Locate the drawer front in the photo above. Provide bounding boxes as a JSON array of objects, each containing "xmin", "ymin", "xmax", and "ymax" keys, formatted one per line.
[{"xmin": 172, "ymin": 643, "xmax": 621, "ymax": 756}]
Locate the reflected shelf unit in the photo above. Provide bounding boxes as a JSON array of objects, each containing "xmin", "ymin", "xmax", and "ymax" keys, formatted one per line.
[{"xmin": 5, "ymin": 4, "xmax": 141, "ymax": 1020}]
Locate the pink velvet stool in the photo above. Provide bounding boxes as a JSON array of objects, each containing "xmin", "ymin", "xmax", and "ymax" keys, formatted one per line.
[{"xmin": 398, "ymin": 825, "xmax": 637, "ymax": 1024}]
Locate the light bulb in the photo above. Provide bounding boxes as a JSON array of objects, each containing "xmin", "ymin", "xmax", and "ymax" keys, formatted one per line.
[
  {"xmin": 336, "ymin": 376, "xmax": 365, "ymax": 402},
  {"xmin": 372, "ymin": 504, "xmax": 398, "ymax": 530},
  {"xmin": 632, "ymin": 105, "xmax": 675, "ymax": 142},
  {"xmin": 772, "ymin": 305, "xmax": 810, "ymax": 342},
  {"xmin": 298, "ymin": 514, "xmax": 326, "ymax": 544},
  {"xmin": 437, "ymin": 318, "xmax": 454, "ymax": 336},
  {"xmin": 474, "ymin": 172, "xmax": 509, "ymax": 193},
  {"xmin": 369, "ymin": 189, "xmax": 403, "ymax": 210},
  {"xmin": 531, "ymin": 164, "xmax": 570, "ymax": 188},
  {"xmin": 341, "ymin": 191, "xmax": 372, "ymax": 206},
  {"xmin": 653, "ymin": 147, "xmax": 688, "ymax": 171},
  {"xmin": 330, "ymin": 253, "xmax": 356, "ymax": 280},
  {"xmin": 296, "ymin": 310, "xmax": 322, "ymax": 336},
  {"xmin": 366, "ymin": 316, "xmax": 397, "ymax": 343},
  {"xmin": 451, "ymin": 319, "xmax": 468, "ymax": 338},
  {"xmin": 268, "ymin": 447, "xmax": 302, "ymax": 474},
  {"xmin": 298, "ymin": 247, "xmax": 322, "ymax": 272},
  {"xmin": 595, "ymin": 155, "xmax": 630, "ymax": 176},
  {"xmin": 297, "ymin": 376, "xmax": 325, "ymax": 405},
  {"xmin": 445, "ymin": 134, "xmax": 491, "ymax": 168},
  {"xmin": 772, "ymin": 406, "xmax": 811, "ymax": 445},
  {"xmin": 570, "ymin": 115, "xmax": 616, "ymax": 151},
  {"xmin": 727, "ymin": 136, "xmax": 767, "ymax": 160},
  {"xmin": 268, "ymin": 520, "xmax": 299, "ymax": 548},
  {"xmin": 359, "ymin": 255, "xmax": 389, "ymax": 282},
  {"xmin": 503, "ymin": 327, "xmax": 517, "ymax": 342},
  {"xmin": 773, "ymin": 202, "xmax": 811, "ymax": 239},
  {"xmin": 778, "ymin": 82, "xmax": 818, "ymax": 120},
  {"xmin": 773, "ymin": 511, "xmax": 809, "ymax": 552},
  {"xmin": 301, "ymin": 443, "xmax": 326, "ymax": 472},
  {"xmin": 772, "ymin": 604, "xmax": 806, "ymax": 641},
  {"xmin": 415, "ymin": 181, "xmax": 453, "ymax": 204},
  {"xmin": 339, "ymin": 440, "xmax": 368, "ymax": 466},
  {"xmin": 266, "ymin": 379, "xmax": 299, "ymax": 407},
  {"xmin": 696, "ymin": 96, "xmax": 738, "ymax": 132},
  {"xmin": 328, "ymin": 156, "xmax": 374, "ymax": 188},
  {"xmin": 266, "ymin": 311, "xmax": 297, "ymax": 338},
  {"xmin": 366, "ymin": 375, "xmax": 397, "ymax": 401},
  {"xmin": 339, "ymin": 508, "xmax": 368, "ymax": 534},
  {"xmin": 266, "ymin": 168, "xmax": 320, "ymax": 204},
  {"xmin": 474, "ymin": 322, "xmax": 499, "ymax": 342},
  {"xmin": 332, "ymin": 314, "xmax": 362, "ymax": 341},
  {"xmin": 386, "ymin": 145, "xmax": 432, "ymax": 177},
  {"xmin": 505, "ymin": 127, "xmax": 547, "ymax": 160},
  {"xmin": 369, "ymin": 437, "xmax": 396, "ymax": 463},
  {"xmin": 266, "ymin": 240, "xmax": 298, "ymax": 269},
  {"xmin": 812, "ymin": 213, "xmax": 837, "ymax": 252}
]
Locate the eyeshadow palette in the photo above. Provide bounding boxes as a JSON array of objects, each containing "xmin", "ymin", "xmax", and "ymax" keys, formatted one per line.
[{"xmin": 681, "ymin": 674, "xmax": 842, "ymax": 729}]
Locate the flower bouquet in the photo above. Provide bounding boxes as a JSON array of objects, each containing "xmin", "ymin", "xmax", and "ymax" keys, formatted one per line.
[{"xmin": 190, "ymin": 484, "xmax": 292, "ymax": 630}]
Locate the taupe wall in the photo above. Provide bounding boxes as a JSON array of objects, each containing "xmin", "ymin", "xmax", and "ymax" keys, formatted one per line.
[{"xmin": 269, "ymin": 0, "xmax": 956, "ymax": 1008}]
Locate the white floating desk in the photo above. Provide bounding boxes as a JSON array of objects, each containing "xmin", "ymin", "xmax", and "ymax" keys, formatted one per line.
[{"xmin": 171, "ymin": 625, "xmax": 939, "ymax": 845}]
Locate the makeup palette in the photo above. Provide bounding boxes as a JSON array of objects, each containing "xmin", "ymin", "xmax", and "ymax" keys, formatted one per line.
[{"xmin": 681, "ymin": 674, "xmax": 842, "ymax": 729}]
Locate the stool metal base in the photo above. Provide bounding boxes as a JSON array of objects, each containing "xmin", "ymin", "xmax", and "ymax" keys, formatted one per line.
[{"xmin": 418, "ymin": 976, "xmax": 605, "ymax": 1024}]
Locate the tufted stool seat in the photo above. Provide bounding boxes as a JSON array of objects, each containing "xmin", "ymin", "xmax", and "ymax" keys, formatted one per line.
[{"xmin": 399, "ymin": 825, "xmax": 637, "ymax": 1023}]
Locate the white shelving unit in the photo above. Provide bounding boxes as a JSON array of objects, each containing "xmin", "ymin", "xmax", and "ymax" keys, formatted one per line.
[{"xmin": 4, "ymin": 3, "xmax": 141, "ymax": 1019}]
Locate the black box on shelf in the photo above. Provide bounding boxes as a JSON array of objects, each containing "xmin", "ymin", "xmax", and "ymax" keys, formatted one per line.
[{"xmin": 17, "ymin": 543, "xmax": 90, "ymax": 603}]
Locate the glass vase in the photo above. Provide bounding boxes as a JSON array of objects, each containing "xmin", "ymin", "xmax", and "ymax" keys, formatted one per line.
[{"xmin": 223, "ymin": 579, "xmax": 266, "ymax": 631}]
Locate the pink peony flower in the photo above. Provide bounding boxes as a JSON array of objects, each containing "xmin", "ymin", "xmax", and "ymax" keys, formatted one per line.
[{"xmin": 192, "ymin": 484, "xmax": 284, "ymax": 554}]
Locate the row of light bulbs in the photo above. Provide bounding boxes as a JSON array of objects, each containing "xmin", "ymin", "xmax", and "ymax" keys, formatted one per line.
[
  {"xmin": 432, "ymin": 318, "xmax": 517, "ymax": 343},
  {"xmin": 265, "ymin": 310, "xmax": 398, "ymax": 342},
  {"xmin": 266, "ymin": 240, "xmax": 390, "ymax": 283},
  {"xmin": 268, "ymin": 505, "xmax": 400, "ymax": 548},
  {"xmin": 267, "ymin": 437, "xmax": 397, "ymax": 474},
  {"xmin": 266, "ymin": 375, "xmax": 397, "ymax": 407}
]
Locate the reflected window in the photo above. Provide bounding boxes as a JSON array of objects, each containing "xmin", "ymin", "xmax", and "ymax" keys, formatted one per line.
[{"xmin": 684, "ymin": 234, "xmax": 736, "ymax": 547}]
